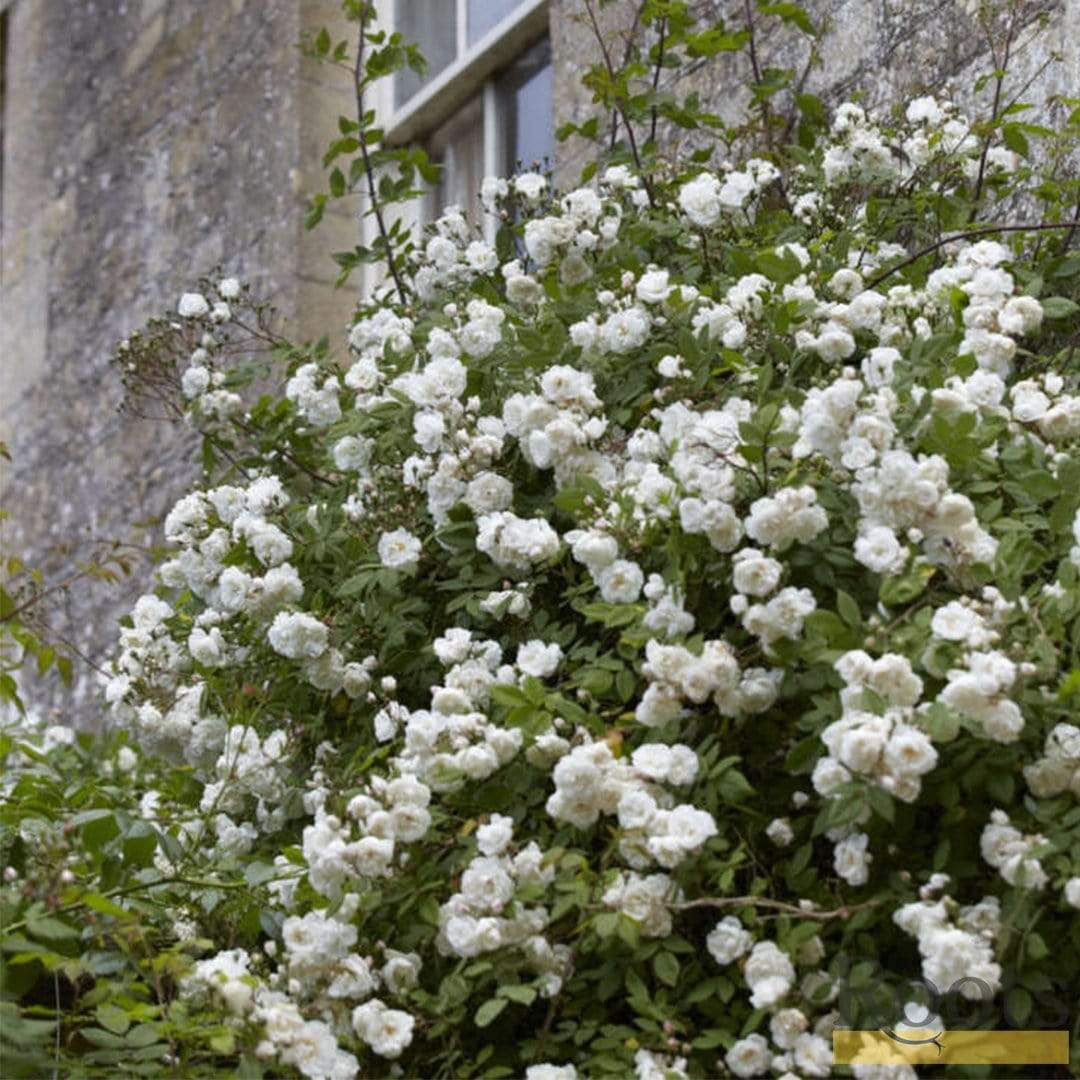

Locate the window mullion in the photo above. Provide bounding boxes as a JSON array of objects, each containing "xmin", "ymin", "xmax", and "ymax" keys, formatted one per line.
[
  {"xmin": 482, "ymin": 79, "xmax": 501, "ymax": 244},
  {"xmin": 456, "ymin": 0, "xmax": 467, "ymax": 58}
]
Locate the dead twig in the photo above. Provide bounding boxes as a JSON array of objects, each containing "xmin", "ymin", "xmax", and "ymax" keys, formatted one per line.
[{"xmin": 672, "ymin": 895, "xmax": 883, "ymax": 920}]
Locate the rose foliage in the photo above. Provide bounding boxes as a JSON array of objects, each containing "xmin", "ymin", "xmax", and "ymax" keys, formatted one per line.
[{"xmin": 3, "ymin": 2, "xmax": 1080, "ymax": 1077}]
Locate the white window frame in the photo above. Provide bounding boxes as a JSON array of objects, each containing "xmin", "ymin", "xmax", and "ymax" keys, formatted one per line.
[{"xmin": 383, "ymin": 0, "xmax": 551, "ymax": 239}]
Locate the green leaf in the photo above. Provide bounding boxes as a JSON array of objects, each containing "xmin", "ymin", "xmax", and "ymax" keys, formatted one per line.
[
  {"xmin": 693, "ymin": 1029, "xmax": 729, "ymax": 1049},
  {"xmin": 836, "ymin": 589, "xmax": 861, "ymax": 628},
  {"xmin": 616, "ymin": 913, "xmax": 641, "ymax": 948},
  {"xmin": 36, "ymin": 646, "xmax": 55, "ymax": 675},
  {"xmin": 756, "ymin": 249, "xmax": 804, "ymax": 284},
  {"xmin": 796, "ymin": 92, "xmax": 826, "ymax": 126},
  {"xmin": 77, "ymin": 892, "xmax": 126, "ymax": 919},
  {"xmin": 593, "ymin": 912, "xmax": 619, "ymax": 938},
  {"xmin": 653, "ymin": 950, "xmax": 680, "ymax": 987},
  {"xmin": 867, "ymin": 785, "xmax": 894, "ymax": 824},
  {"xmin": 784, "ymin": 736, "xmax": 822, "ymax": 774},
  {"xmin": 579, "ymin": 602, "xmax": 642, "ymax": 628},
  {"xmin": 684, "ymin": 27, "xmax": 750, "ymax": 58},
  {"xmin": 1025, "ymin": 932, "xmax": 1048, "ymax": 961},
  {"xmin": 1001, "ymin": 122, "xmax": 1029, "ymax": 157},
  {"xmin": 813, "ymin": 788, "xmax": 866, "ymax": 835},
  {"xmin": 804, "ymin": 609, "xmax": 852, "ymax": 647},
  {"xmin": 879, "ymin": 562, "xmax": 936, "ymax": 606},
  {"xmin": 123, "ymin": 822, "xmax": 159, "ymax": 867},
  {"xmin": 1006, "ymin": 986, "xmax": 1032, "ymax": 1026},
  {"xmin": 25, "ymin": 920, "xmax": 78, "ymax": 946},
  {"xmin": 986, "ymin": 770, "xmax": 1014, "ymax": 804},
  {"xmin": 244, "ymin": 861, "xmax": 281, "ymax": 887},
  {"xmin": 474, "ymin": 998, "xmax": 508, "ymax": 1027},
  {"xmin": 758, "ymin": 1, "xmax": 816, "ymax": 34},
  {"xmin": 716, "ymin": 762, "xmax": 755, "ymax": 803},
  {"xmin": 1058, "ymin": 670, "xmax": 1080, "ymax": 700},
  {"xmin": 920, "ymin": 702, "xmax": 961, "ymax": 742},
  {"xmin": 95, "ymin": 1002, "xmax": 131, "ymax": 1035},
  {"xmin": 489, "ymin": 684, "xmax": 532, "ymax": 708},
  {"xmin": 70, "ymin": 809, "xmax": 120, "ymax": 852},
  {"xmin": 625, "ymin": 968, "xmax": 649, "ymax": 1002},
  {"xmin": 498, "ymin": 984, "xmax": 538, "ymax": 1006},
  {"xmin": 0, "ymin": 1004, "xmax": 57, "ymax": 1044},
  {"xmin": 1040, "ymin": 296, "xmax": 1078, "ymax": 319},
  {"xmin": 789, "ymin": 842, "xmax": 813, "ymax": 875},
  {"xmin": 80, "ymin": 1027, "xmax": 128, "ymax": 1049},
  {"xmin": 305, "ymin": 195, "xmax": 326, "ymax": 230},
  {"xmin": 27, "ymin": 916, "xmax": 80, "ymax": 943},
  {"xmin": 210, "ymin": 1032, "xmax": 236, "ymax": 1054},
  {"xmin": 125, "ymin": 1023, "xmax": 163, "ymax": 1048}
]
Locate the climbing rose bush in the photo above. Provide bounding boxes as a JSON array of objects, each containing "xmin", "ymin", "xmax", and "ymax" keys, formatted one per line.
[{"xmin": 4, "ymin": 50, "xmax": 1080, "ymax": 1080}]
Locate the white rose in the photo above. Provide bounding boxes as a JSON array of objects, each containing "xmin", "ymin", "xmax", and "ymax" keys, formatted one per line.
[
  {"xmin": 178, "ymin": 292, "xmax": 210, "ymax": 318},
  {"xmin": 378, "ymin": 528, "xmax": 422, "ymax": 572}
]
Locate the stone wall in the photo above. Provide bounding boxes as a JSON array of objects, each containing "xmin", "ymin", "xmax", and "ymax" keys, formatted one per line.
[{"xmin": 0, "ymin": 0, "xmax": 355, "ymax": 723}]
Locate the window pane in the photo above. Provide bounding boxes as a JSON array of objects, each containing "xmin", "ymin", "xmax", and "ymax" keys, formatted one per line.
[
  {"xmin": 497, "ymin": 36, "xmax": 553, "ymax": 175},
  {"xmin": 467, "ymin": 0, "xmax": 523, "ymax": 46},
  {"xmin": 394, "ymin": 0, "xmax": 457, "ymax": 109},
  {"xmin": 425, "ymin": 94, "xmax": 485, "ymax": 224}
]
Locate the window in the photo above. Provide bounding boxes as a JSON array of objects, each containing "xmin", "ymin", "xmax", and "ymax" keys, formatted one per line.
[
  {"xmin": 466, "ymin": 0, "xmax": 524, "ymax": 47},
  {"xmin": 424, "ymin": 94, "xmax": 485, "ymax": 223},
  {"xmin": 496, "ymin": 36, "xmax": 553, "ymax": 178},
  {"xmin": 388, "ymin": 0, "xmax": 553, "ymax": 236},
  {"xmin": 392, "ymin": 1, "xmax": 457, "ymax": 109}
]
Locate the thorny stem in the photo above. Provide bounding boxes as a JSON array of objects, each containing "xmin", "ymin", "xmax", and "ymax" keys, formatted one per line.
[
  {"xmin": 1000, "ymin": 50, "xmax": 1057, "ymax": 123},
  {"xmin": 697, "ymin": 228, "xmax": 713, "ymax": 275},
  {"xmin": 882, "ymin": 599, "xmax": 926, "ymax": 636},
  {"xmin": 534, "ymin": 950, "xmax": 575, "ymax": 1060},
  {"xmin": 232, "ymin": 418, "xmax": 333, "ymax": 486},
  {"xmin": 865, "ymin": 219, "xmax": 1080, "ymax": 289},
  {"xmin": 969, "ymin": 6, "xmax": 1016, "ymax": 221},
  {"xmin": 743, "ymin": 0, "xmax": 763, "ymax": 85},
  {"xmin": 649, "ymin": 14, "xmax": 667, "ymax": 146},
  {"xmin": 583, "ymin": 0, "xmax": 656, "ymax": 209},
  {"xmin": 608, "ymin": 2, "xmax": 646, "ymax": 153},
  {"xmin": 782, "ymin": 40, "xmax": 819, "ymax": 146},
  {"xmin": 742, "ymin": 0, "xmax": 791, "ymax": 210},
  {"xmin": 204, "ymin": 432, "xmax": 255, "ymax": 483},
  {"xmin": 228, "ymin": 315, "xmax": 290, "ymax": 350},
  {"xmin": 355, "ymin": 13, "xmax": 409, "ymax": 305}
]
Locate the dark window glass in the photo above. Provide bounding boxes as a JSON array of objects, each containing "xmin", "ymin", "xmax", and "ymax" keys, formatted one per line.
[
  {"xmin": 394, "ymin": 0, "xmax": 457, "ymax": 108},
  {"xmin": 496, "ymin": 36, "xmax": 553, "ymax": 175},
  {"xmin": 466, "ymin": 0, "xmax": 523, "ymax": 46}
]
